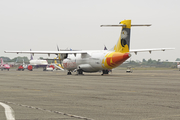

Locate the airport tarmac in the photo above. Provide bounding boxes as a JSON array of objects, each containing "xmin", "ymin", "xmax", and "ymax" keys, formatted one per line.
[{"xmin": 0, "ymin": 69, "xmax": 180, "ymax": 120}]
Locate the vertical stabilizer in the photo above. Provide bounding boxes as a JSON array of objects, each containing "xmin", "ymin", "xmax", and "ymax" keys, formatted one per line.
[
  {"xmin": 1, "ymin": 58, "xmax": 3, "ymax": 65},
  {"xmin": 30, "ymin": 49, "xmax": 33, "ymax": 60},
  {"xmin": 111, "ymin": 20, "xmax": 131, "ymax": 53},
  {"xmin": 101, "ymin": 20, "xmax": 151, "ymax": 53}
]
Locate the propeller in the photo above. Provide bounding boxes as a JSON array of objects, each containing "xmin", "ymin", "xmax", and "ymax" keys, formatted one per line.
[{"xmin": 57, "ymin": 45, "xmax": 60, "ymax": 51}]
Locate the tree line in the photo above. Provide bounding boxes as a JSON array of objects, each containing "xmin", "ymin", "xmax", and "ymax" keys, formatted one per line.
[
  {"xmin": 0, "ymin": 56, "xmax": 29, "ymax": 63},
  {"xmin": 1, "ymin": 56, "xmax": 180, "ymax": 68},
  {"xmin": 121, "ymin": 58, "xmax": 180, "ymax": 68},
  {"xmin": 0, "ymin": 56, "xmax": 53, "ymax": 64}
]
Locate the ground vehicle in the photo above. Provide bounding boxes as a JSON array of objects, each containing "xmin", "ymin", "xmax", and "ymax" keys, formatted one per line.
[
  {"xmin": 126, "ymin": 66, "xmax": 133, "ymax": 73},
  {"xmin": 17, "ymin": 65, "xmax": 24, "ymax": 71},
  {"xmin": 43, "ymin": 65, "xmax": 55, "ymax": 71},
  {"xmin": 17, "ymin": 65, "xmax": 33, "ymax": 71}
]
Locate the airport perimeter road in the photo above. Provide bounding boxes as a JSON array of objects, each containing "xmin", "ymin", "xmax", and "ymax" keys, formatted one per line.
[{"xmin": 0, "ymin": 69, "xmax": 180, "ymax": 120}]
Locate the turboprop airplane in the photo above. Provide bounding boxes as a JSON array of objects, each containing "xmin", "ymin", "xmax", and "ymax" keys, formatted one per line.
[
  {"xmin": 4, "ymin": 20, "xmax": 174, "ymax": 75},
  {"xmin": 0, "ymin": 58, "xmax": 10, "ymax": 71}
]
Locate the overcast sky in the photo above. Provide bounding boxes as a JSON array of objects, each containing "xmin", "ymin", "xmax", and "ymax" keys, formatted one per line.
[{"xmin": 0, "ymin": 0, "xmax": 179, "ymax": 61}]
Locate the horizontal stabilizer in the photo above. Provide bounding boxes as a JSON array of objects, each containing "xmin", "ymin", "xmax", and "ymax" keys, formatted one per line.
[
  {"xmin": 131, "ymin": 24, "xmax": 151, "ymax": 27},
  {"xmin": 100, "ymin": 25, "xmax": 126, "ymax": 27},
  {"xmin": 130, "ymin": 48, "xmax": 175, "ymax": 55},
  {"xmin": 101, "ymin": 24, "xmax": 151, "ymax": 27}
]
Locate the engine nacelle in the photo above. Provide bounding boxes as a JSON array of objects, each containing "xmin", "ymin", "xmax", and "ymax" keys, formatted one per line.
[{"xmin": 78, "ymin": 64, "xmax": 97, "ymax": 72}]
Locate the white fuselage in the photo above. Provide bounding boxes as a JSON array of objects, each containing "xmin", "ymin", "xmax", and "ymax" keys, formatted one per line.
[
  {"xmin": 62, "ymin": 50, "xmax": 113, "ymax": 72},
  {"xmin": 30, "ymin": 60, "xmax": 48, "ymax": 68}
]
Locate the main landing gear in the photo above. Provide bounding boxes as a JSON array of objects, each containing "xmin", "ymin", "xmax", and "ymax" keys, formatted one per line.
[
  {"xmin": 67, "ymin": 71, "xmax": 72, "ymax": 75},
  {"xmin": 67, "ymin": 69, "xmax": 84, "ymax": 75},
  {"xmin": 101, "ymin": 70, "xmax": 110, "ymax": 75},
  {"xmin": 77, "ymin": 69, "xmax": 84, "ymax": 75}
]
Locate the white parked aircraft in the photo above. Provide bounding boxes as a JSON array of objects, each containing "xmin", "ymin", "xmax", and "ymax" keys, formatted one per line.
[
  {"xmin": 29, "ymin": 49, "xmax": 48, "ymax": 70},
  {"xmin": 30, "ymin": 59, "xmax": 48, "ymax": 69},
  {"xmin": 5, "ymin": 20, "xmax": 174, "ymax": 75}
]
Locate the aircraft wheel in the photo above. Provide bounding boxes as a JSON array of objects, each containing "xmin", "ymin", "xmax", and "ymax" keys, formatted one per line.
[
  {"xmin": 67, "ymin": 71, "xmax": 72, "ymax": 75},
  {"xmin": 102, "ymin": 70, "xmax": 109, "ymax": 75},
  {"xmin": 77, "ymin": 69, "xmax": 83, "ymax": 75}
]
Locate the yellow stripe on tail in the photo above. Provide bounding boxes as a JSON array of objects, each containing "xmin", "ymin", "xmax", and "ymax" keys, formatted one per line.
[{"xmin": 112, "ymin": 20, "xmax": 131, "ymax": 53}]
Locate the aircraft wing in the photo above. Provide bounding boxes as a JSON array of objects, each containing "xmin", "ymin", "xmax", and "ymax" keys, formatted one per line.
[
  {"xmin": 4, "ymin": 50, "xmax": 87, "ymax": 55},
  {"xmin": 130, "ymin": 48, "xmax": 175, "ymax": 54},
  {"xmin": 5, "ymin": 48, "xmax": 174, "ymax": 55}
]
